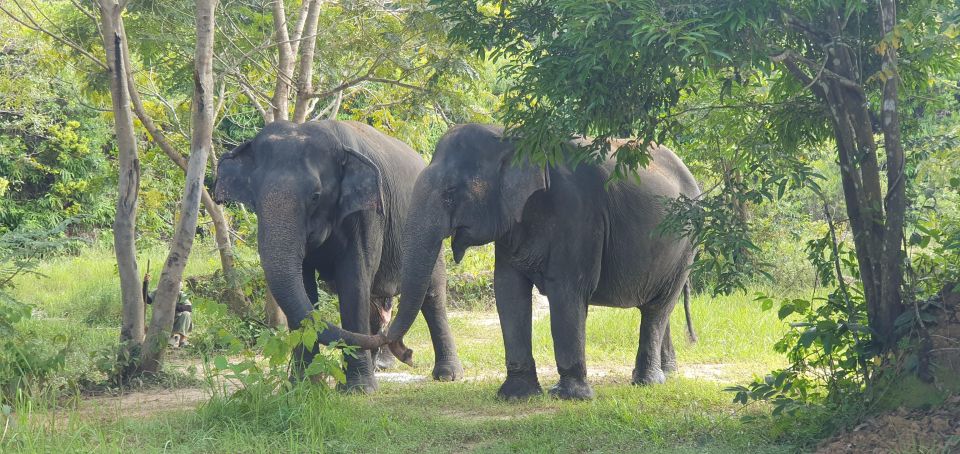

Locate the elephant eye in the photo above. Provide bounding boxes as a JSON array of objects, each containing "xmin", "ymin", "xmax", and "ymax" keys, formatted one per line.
[{"xmin": 311, "ymin": 192, "xmax": 322, "ymax": 201}]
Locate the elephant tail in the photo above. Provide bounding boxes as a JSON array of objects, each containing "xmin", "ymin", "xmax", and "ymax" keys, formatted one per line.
[{"xmin": 683, "ymin": 280, "xmax": 698, "ymax": 343}]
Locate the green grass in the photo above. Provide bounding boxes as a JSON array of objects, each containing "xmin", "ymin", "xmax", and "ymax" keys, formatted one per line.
[
  {"xmin": 7, "ymin": 380, "xmax": 796, "ymax": 453},
  {"xmin": 2, "ymin": 246, "xmax": 812, "ymax": 452}
]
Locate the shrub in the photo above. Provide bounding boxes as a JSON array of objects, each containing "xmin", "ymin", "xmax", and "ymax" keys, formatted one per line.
[{"xmin": 0, "ymin": 222, "xmax": 78, "ymax": 405}]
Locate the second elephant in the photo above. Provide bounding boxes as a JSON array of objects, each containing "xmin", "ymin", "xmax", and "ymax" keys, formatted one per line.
[{"xmin": 352, "ymin": 124, "xmax": 700, "ymax": 400}]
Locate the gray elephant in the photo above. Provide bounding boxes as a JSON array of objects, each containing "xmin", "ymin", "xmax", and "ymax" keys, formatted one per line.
[
  {"xmin": 213, "ymin": 120, "xmax": 463, "ymax": 392},
  {"xmin": 340, "ymin": 124, "xmax": 700, "ymax": 400}
]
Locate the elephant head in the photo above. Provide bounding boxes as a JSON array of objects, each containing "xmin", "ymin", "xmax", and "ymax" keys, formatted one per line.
[
  {"xmin": 212, "ymin": 121, "xmax": 386, "ymax": 349},
  {"xmin": 376, "ymin": 124, "xmax": 549, "ymax": 360}
]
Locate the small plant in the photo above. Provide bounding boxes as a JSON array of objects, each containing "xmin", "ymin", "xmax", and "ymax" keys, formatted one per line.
[{"xmin": 207, "ymin": 311, "xmax": 352, "ymax": 397}]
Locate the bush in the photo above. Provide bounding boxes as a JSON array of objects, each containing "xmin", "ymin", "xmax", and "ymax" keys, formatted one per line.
[{"xmin": 0, "ymin": 223, "xmax": 79, "ymax": 405}]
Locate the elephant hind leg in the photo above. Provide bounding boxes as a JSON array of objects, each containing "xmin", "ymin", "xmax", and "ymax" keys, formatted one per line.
[
  {"xmin": 633, "ymin": 289, "xmax": 682, "ymax": 386},
  {"xmin": 661, "ymin": 321, "xmax": 677, "ymax": 375}
]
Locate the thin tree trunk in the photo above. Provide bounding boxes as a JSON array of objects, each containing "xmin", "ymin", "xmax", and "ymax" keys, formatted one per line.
[
  {"xmin": 292, "ymin": 0, "xmax": 322, "ymax": 123},
  {"xmin": 818, "ymin": 51, "xmax": 898, "ymax": 348},
  {"xmin": 776, "ymin": 13, "xmax": 904, "ymax": 349},
  {"xmin": 288, "ymin": 0, "xmax": 313, "ymax": 60},
  {"xmin": 206, "ymin": 195, "xmax": 249, "ymax": 316},
  {"xmin": 139, "ymin": 0, "xmax": 219, "ymax": 373},
  {"xmin": 122, "ymin": 51, "xmax": 248, "ymax": 317},
  {"xmin": 878, "ymin": 0, "xmax": 906, "ymax": 345},
  {"xmin": 97, "ymin": 0, "xmax": 143, "ymax": 351},
  {"xmin": 270, "ymin": 0, "xmax": 294, "ymax": 121}
]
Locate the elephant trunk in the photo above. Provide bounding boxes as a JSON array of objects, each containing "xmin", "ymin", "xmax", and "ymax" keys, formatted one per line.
[
  {"xmin": 380, "ymin": 178, "xmax": 448, "ymax": 362},
  {"xmin": 258, "ymin": 191, "xmax": 384, "ymax": 351}
]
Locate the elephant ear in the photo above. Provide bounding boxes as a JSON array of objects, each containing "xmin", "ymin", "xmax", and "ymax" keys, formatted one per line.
[
  {"xmin": 337, "ymin": 147, "xmax": 385, "ymax": 225},
  {"xmin": 500, "ymin": 150, "xmax": 550, "ymax": 224},
  {"xmin": 214, "ymin": 141, "xmax": 255, "ymax": 207}
]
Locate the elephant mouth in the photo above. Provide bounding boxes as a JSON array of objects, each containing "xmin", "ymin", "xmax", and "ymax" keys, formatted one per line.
[{"xmin": 451, "ymin": 227, "xmax": 471, "ymax": 264}]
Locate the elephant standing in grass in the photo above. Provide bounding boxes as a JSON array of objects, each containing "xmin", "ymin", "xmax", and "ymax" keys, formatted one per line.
[
  {"xmin": 213, "ymin": 120, "xmax": 463, "ymax": 393},
  {"xmin": 341, "ymin": 124, "xmax": 700, "ymax": 400}
]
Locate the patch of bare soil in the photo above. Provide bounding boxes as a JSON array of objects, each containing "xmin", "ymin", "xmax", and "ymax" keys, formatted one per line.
[
  {"xmin": 378, "ymin": 371, "xmax": 428, "ymax": 384},
  {"xmin": 66, "ymin": 387, "xmax": 214, "ymax": 424},
  {"xmin": 452, "ymin": 288, "xmax": 550, "ymax": 328},
  {"xmin": 816, "ymin": 396, "xmax": 960, "ymax": 454}
]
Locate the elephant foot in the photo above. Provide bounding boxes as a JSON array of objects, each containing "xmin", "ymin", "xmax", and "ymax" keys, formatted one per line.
[
  {"xmin": 662, "ymin": 360, "xmax": 678, "ymax": 375},
  {"xmin": 374, "ymin": 348, "xmax": 396, "ymax": 371},
  {"xmin": 337, "ymin": 374, "xmax": 378, "ymax": 394},
  {"xmin": 496, "ymin": 372, "xmax": 543, "ymax": 401},
  {"xmin": 632, "ymin": 367, "xmax": 666, "ymax": 386},
  {"xmin": 548, "ymin": 376, "xmax": 594, "ymax": 400},
  {"xmin": 432, "ymin": 358, "xmax": 464, "ymax": 381}
]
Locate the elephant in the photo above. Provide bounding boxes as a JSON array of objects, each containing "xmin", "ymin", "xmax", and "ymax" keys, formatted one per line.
[
  {"xmin": 213, "ymin": 120, "xmax": 463, "ymax": 393},
  {"xmin": 339, "ymin": 124, "xmax": 700, "ymax": 400}
]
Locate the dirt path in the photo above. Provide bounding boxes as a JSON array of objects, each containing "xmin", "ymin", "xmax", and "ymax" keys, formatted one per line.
[{"xmin": 67, "ymin": 387, "xmax": 213, "ymax": 424}]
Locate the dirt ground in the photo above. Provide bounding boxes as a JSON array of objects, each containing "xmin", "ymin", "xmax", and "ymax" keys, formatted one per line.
[
  {"xmin": 818, "ymin": 291, "xmax": 960, "ymax": 454},
  {"xmin": 816, "ymin": 396, "xmax": 960, "ymax": 453}
]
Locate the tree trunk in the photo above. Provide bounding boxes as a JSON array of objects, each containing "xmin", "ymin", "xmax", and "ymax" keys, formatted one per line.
[
  {"xmin": 877, "ymin": 0, "xmax": 906, "ymax": 346},
  {"xmin": 203, "ymin": 190, "xmax": 248, "ymax": 316},
  {"xmin": 292, "ymin": 0, "xmax": 322, "ymax": 123},
  {"xmin": 812, "ymin": 35, "xmax": 901, "ymax": 348},
  {"xmin": 270, "ymin": 0, "xmax": 294, "ymax": 121},
  {"xmin": 776, "ymin": 8, "xmax": 906, "ymax": 350},
  {"xmin": 122, "ymin": 46, "xmax": 249, "ymax": 318},
  {"xmin": 97, "ymin": 0, "xmax": 143, "ymax": 351},
  {"xmin": 139, "ymin": 0, "xmax": 219, "ymax": 373}
]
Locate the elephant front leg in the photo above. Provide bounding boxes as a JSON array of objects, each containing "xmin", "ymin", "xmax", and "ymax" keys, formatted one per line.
[
  {"xmin": 546, "ymin": 288, "xmax": 594, "ymax": 400},
  {"xmin": 494, "ymin": 260, "xmax": 542, "ymax": 400},
  {"xmin": 335, "ymin": 265, "xmax": 379, "ymax": 393},
  {"xmin": 421, "ymin": 257, "xmax": 464, "ymax": 381}
]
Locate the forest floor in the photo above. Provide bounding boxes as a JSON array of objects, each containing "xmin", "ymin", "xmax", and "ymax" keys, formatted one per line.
[
  {"xmin": 4, "ymin": 246, "xmax": 956, "ymax": 452},
  {"xmin": 4, "ymin": 288, "xmax": 804, "ymax": 453}
]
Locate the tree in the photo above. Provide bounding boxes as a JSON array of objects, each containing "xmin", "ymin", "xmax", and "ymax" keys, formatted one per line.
[
  {"xmin": 96, "ymin": 0, "xmax": 145, "ymax": 352},
  {"xmin": 140, "ymin": 0, "xmax": 220, "ymax": 373},
  {"xmin": 435, "ymin": 0, "xmax": 960, "ymax": 349}
]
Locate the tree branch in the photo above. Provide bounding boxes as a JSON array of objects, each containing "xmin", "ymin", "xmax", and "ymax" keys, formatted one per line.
[
  {"xmin": 0, "ymin": 3, "xmax": 108, "ymax": 70},
  {"xmin": 770, "ymin": 50, "xmax": 861, "ymax": 91}
]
